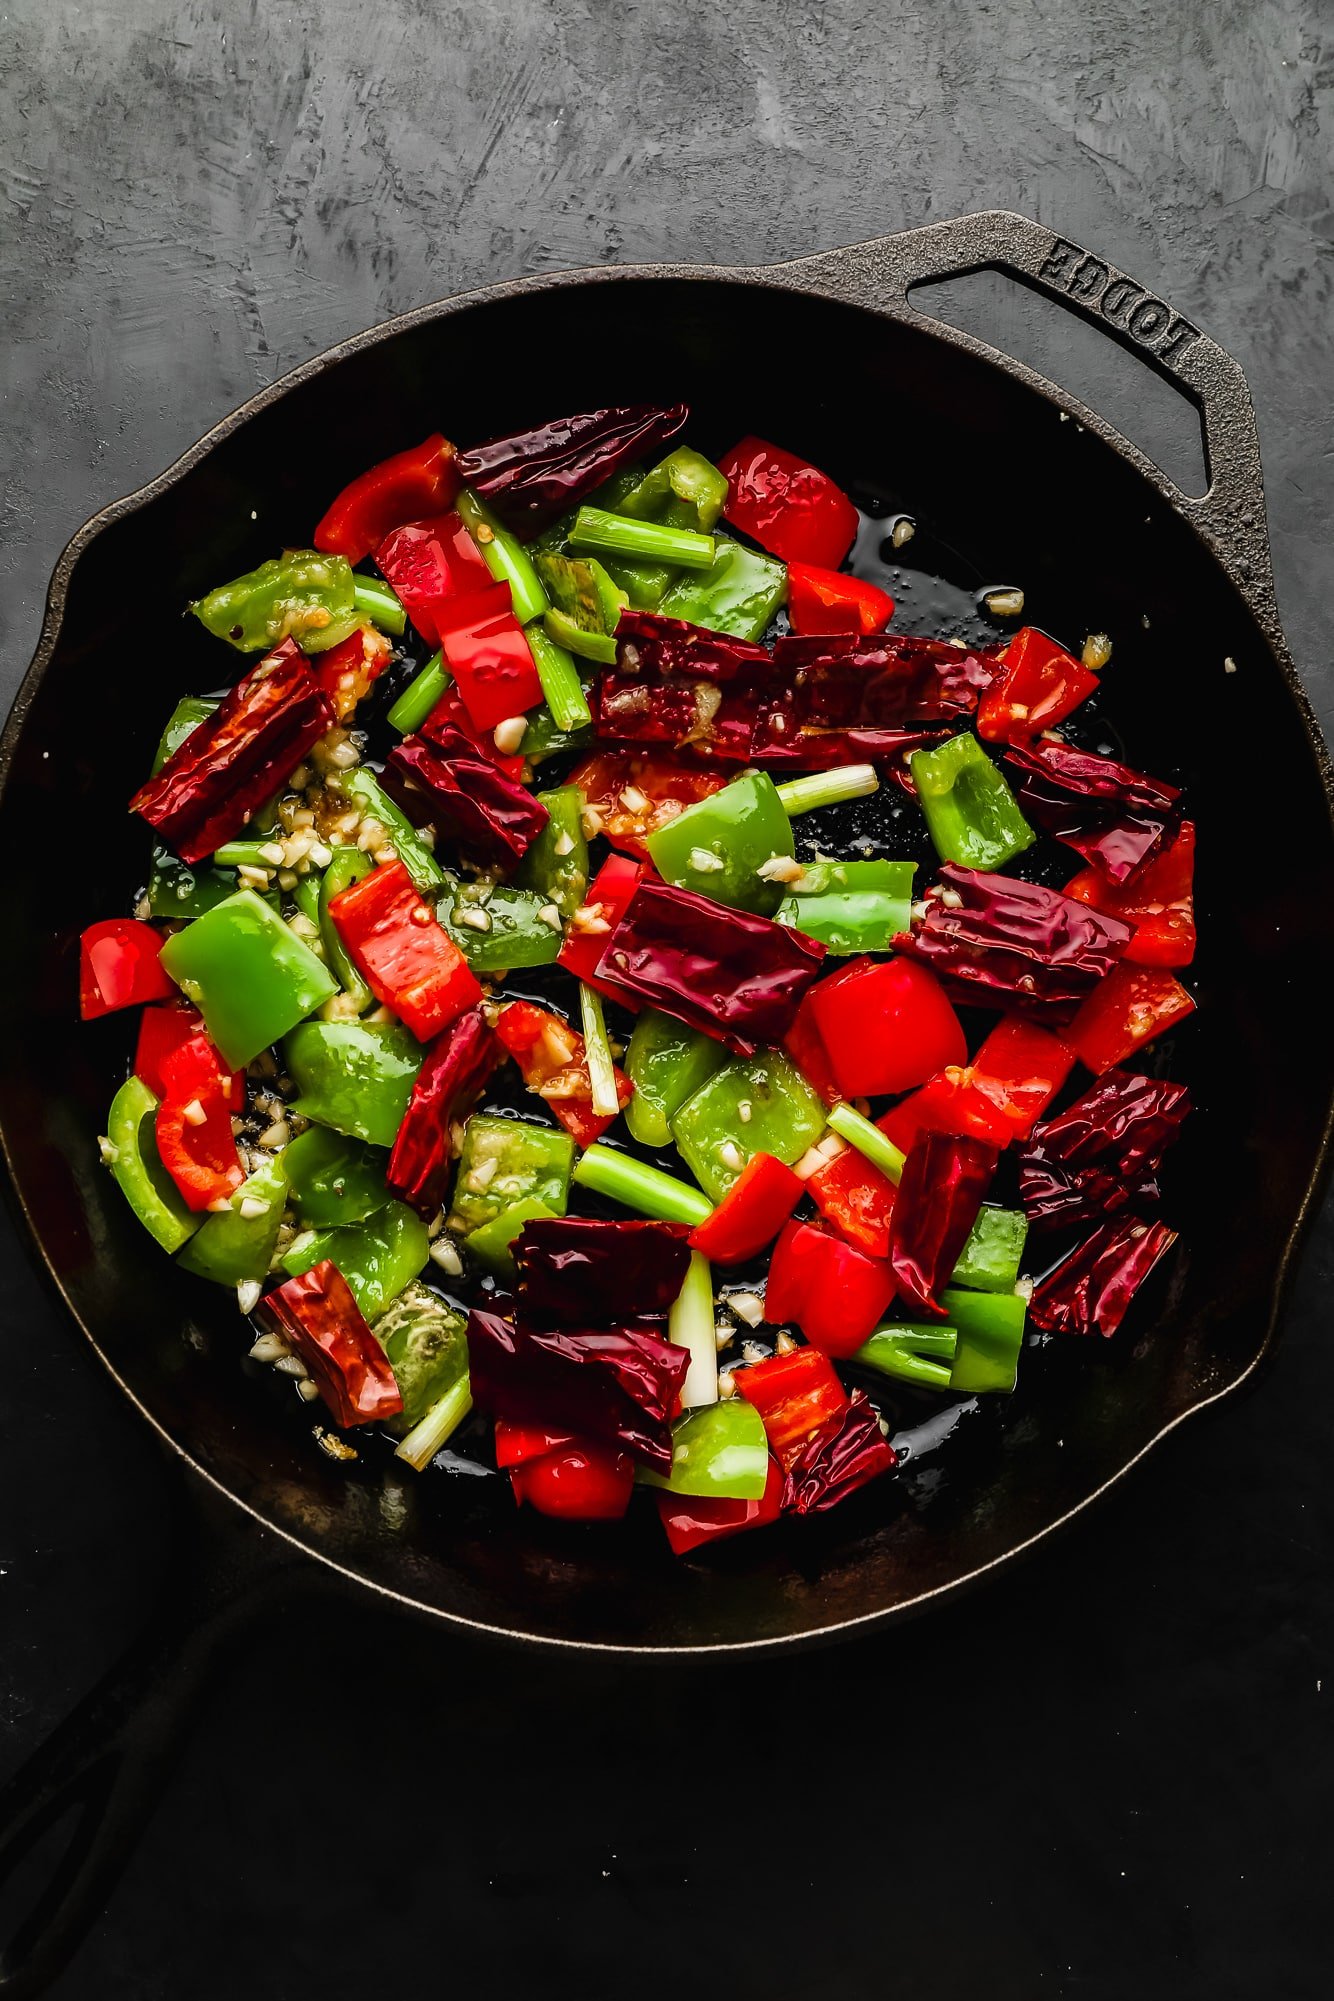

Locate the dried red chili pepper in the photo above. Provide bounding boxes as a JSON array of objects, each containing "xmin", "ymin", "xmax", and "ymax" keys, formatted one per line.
[
  {"xmin": 421, "ymin": 683, "xmax": 527, "ymax": 781},
  {"xmin": 1003, "ymin": 739, "xmax": 1181, "ymax": 884},
  {"xmin": 386, "ymin": 1006, "xmax": 500, "ymax": 1216},
  {"xmin": 1028, "ymin": 1216, "xmax": 1178, "ymax": 1338},
  {"xmin": 130, "ymin": 639, "xmax": 333, "ymax": 865},
  {"xmin": 597, "ymin": 612, "xmax": 771, "ymax": 758},
  {"xmin": 456, "ymin": 404, "xmax": 689, "ymax": 539},
  {"xmin": 595, "ymin": 877, "xmax": 827, "ymax": 1054},
  {"xmin": 259, "ymin": 1260, "xmax": 404, "ymax": 1426},
  {"xmin": 773, "ymin": 631, "xmax": 1000, "ymax": 728},
  {"xmin": 465, "ymin": 1301, "xmax": 690, "ymax": 1473},
  {"xmin": 515, "ymin": 1216, "xmax": 691, "ymax": 1325},
  {"xmin": 374, "ymin": 510, "xmax": 492, "ymax": 647},
  {"xmin": 614, "ymin": 611, "xmax": 771, "ymax": 685},
  {"xmin": 383, "ymin": 726, "xmax": 550, "ymax": 868},
  {"xmin": 782, "ymin": 1390, "xmax": 897, "ymax": 1516},
  {"xmin": 888, "ymin": 1132, "xmax": 1000, "ymax": 1317},
  {"xmin": 1017, "ymin": 1069, "xmax": 1190, "ymax": 1231},
  {"xmin": 893, "ymin": 865, "xmax": 1133, "ymax": 1010}
]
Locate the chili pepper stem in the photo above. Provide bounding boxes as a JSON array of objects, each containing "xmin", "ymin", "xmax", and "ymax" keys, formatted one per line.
[
  {"xmin": 394, "ymin": 1375, "xmax": 475, "ymax": 1472},
  {"xmin": 827, "ymin": 1101, "xmax": 906, "ymax": 1183},
  {"xmin": 775, "ymin": 765, "xmax": 880, "ymax": 816},
  {"xmin": 578, "ymin": 983, "xmax": 621, "ymax": 1119},
  {"xmin": 526, "ymin": 622, "xmax": 593, "ymax": 733},
  {"xmin": 669, "ymin": 1250, "xmax": 719, "ymax": 1408},
  {"xmin": 572, "ymin": 1143, "xmax": 714, "ymax": 1226}
]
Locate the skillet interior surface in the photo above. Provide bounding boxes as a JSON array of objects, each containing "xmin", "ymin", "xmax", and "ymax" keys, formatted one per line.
[{"xmin": 3, "ymin": 266, "xmax": 1332, "ymax": 1651}]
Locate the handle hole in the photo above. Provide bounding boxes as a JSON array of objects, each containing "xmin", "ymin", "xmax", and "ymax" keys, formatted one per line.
[{"xmin": 908, "ymin": 267, "xmax": 1209, "ymax": 497}]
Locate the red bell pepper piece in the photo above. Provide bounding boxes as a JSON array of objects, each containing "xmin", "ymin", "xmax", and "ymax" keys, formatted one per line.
[
  {"xmin": 259, "ymin": 1260, "xmax": 404, "ymax": 1426},
  {"xmin": 134, "ymin": 1000, "xmax": 244, "ymax": 1106},
  {"xmin": 781, "ymin": 974, "xmax": 849, "ymax": 1106},
  {"xmin": 510, "ymin": 1438, "xmax": 637, "ymax": 1520},
  {"xmin": 975, "ymin": 626, "xmax": 1099, "ymax": 746},
  {"xmin": 153, "ymin": 1033, "xmax": 246, "ymax": 1212},
  {"xmin": 129, "ymin": 639, "xmax": 333, "ymax": 866},
  {"xmin": 888, "ymin": 1132, "xmax": 1000, "ymax": 1317},
  {"xmin": 327, "ymin": 859, "xmax": 482, "ymax": 1043},
  {"xmin": 1064, "ymin": 822, "xmax": 1197, "ymax": 968},
  {"xmin": 374, "ymin": 510, "xmax": 492, "ymax": 648},
  {"xmin": 313, "ymin": 433, "xmax": 460, "ymax": 564},
  {"xmin": 809, "ymin": 956, "xmax": 966, "ymax": 1100},
  {"xmin": 717, "ymin": 435, "xmax": 860, "ymax": 568},
  {"xmin": 782, "ymin": 1391, "xmax": 896, "ymax": 1515},
  {"xmin": 1065, "ymin": 963, "xmax": 1196, "ymax": 1075},
  {"xmin": 765, "ymin": 1218, "xmax": 896, "ymax": 1360},
  {"xmin": 557, "ymin": 853, "xmax": 645, "ymax": 1001},
  {"xmin": 657, "ymin": 1454, "xmax": 785, "ymax": 1554},
  {"xmin": 879, "ymin": 1016, "xmax": 1076, "ymax": 1156},
  {"xmin": 493, "ymin": 1419, "xmax": 579, "ymax": 1469},
  {"xmin": 387, "ymin": 1006, "xmax": 499, "ymax": 1216},
  {"xmin": 735, "ymin": 1345, "xmax": 850, "ymax": 1466},
  {"xmin": 786, "ymin": 561, "xmax": 894, "ymax": 636},
  {"xmin": 493, "ymin": 999, "xmax": 632, "ymax": 1148},
  {"xmin": 1029, "ymin": 1215, "xmax": 1178, "ymax": 1339},
  {"xmin": 568, "ymin": 750, "xmax": 727, "ymax": 858},
  {"xmin": 437, "ymin": 582, "xmax": 544, "ymax": 732},
  {"xmin": 79, "ymin": 918, "xmax": 175, "ymax": 1019},
  {"xmin": 687, "ymin": 1153, "xmax": 803, "ymax": 1265},
  {"xmin": 807, "ymin": 1142, "xmax": 897, "ymax": 1257},
  {"xmin": 314, "ymin": 625, "xmax": 393, "ymax": 722}
]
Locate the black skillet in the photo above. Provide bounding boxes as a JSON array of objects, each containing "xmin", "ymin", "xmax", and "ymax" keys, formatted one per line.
[{"xmin": 2, "ymin": 210, "xmax": 1332, "ymax": 1995}]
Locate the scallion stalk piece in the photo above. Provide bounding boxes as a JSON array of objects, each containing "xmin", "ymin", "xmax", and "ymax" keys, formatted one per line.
[
  {"xmin": 827, "ymin": 1101, "xmax": 906, "ymax": 1183},
  {"xmin": 569, "ymin": 506, "xmax": 716, "ymax": 572},
  {"xmin": 579, "ymin": 983, "xmax": 621, "ymax": 1118},
  {"xmin": 387, "ymin": 651, "xmax": 449, "ymax": 734},
  {"xmin": 526, "ymin": 623, "xmax": 592, "ymax": 733},
  {"xmin": 394, "ymin": 1375, "xmax": 474, "ymax": 1471},
  {"xmin": 352, "ymin": 574, "xmax": 407, "ymax": 635},
  {"xmin": 669, "ymin": 1250, "xmax": 719, "ymax": 1407},
  {"xmin": 775, "ymin": 765, "xmax": 880, "ymax": 817},
  {"xmin": 572, "ymin": 1143, "xmax": 714, "ymax": 1226},
  {"xmin": 456, "ymin": 487, "xmax": 550, "ymax": 625}
]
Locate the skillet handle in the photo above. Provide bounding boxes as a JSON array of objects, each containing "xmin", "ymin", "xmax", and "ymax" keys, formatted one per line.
[
  {"xmin": 787, "ymin": 209, "xmax": 1279, "ymax": 631},
  {"xmin": 0, "ymin": 1477, "xmax": 315, "ymax": 1999}
]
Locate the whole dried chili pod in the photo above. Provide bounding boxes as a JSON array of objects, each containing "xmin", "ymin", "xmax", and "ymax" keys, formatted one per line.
[
  {"xmin": 456, "ymin": 405, "xmax": 690, "ymax": 539},
  {"xmin": 774, "ymin": 632, "xmax": 1001, "ymax": 727},
  {"xmin": 383, "ymin": 726, "xmax": 550, "ymax": 868},
  {"xmin": 782, "ymin": 1390, "xmax": 897, "ymax": 1516},
  {"xmin": 130, "ymin": 638, "xmax": 333, "ymax": 864},
  {"xmin": 514, "ymin": 1216, "xmax": 691, "ymax": 1326},
  {"xmin": 888, "ymin": 1131, "xmax": 1001, "ymax": 1317},
  {"xmin": 387, "ymin": 1006, "xmax": 500, "ymax": 1216},
  {"xmin": 893, "ymin": 865, "xmax": 1133, "ymax": 1009},
  {"xmin": 1003, "ymin": 739, "xmax": 1181, "ymax": 885},
  {"xmin": 1028, "ymin": 1215, "xmax": 1178, "ymax": 1338},
  {"xmin": 259, "ymin": 1260, "xmax": 404, "ymax": 1427},
  {"xmin": 1018, "ymin": 1070, "xmax": 1190, "ymax": 1230}
]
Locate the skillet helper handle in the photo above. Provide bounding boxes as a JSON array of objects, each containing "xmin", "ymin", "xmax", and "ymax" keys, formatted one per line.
[
  {"xmin": 790, "ymin": 209, "xmax": 1278, "ymax": 628},
  {"xmin": 0, "ymin": 1497, "xmax": 310, "ymax": 1999}
]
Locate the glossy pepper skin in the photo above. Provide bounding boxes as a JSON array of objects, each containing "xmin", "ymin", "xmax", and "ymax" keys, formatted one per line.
[
  {"xmin": 514, "ymin": 784, "xmax": 589, "ymax": 922},
  {"xmin": 786, "ymin": 561, "xmax": 894, "ymax": 636},
  {"xmin": 134, "ymin": 1001, "xmax": 243, "ymax": 1106},
  {"xmin": 283, "ymin": 1126, "xmax": 390, "ymax": 1228},
  {"xmin": 645, "ymin": 769, "xmax": 795, "ymax": 916},
  {"xmin": 1018, "ymin": 1069, "xmax": 1190, "ymax": 1230},
  {"xmin": 437, "ymin": 582, "xmax": 545, "ymax": 731},
  {"xmin": 259, "ymin": 1260, "xmax": 404, "ymax": 1427},
  {"xmin": 130, "ymin": 639, "xmax": 334, "ymax": 865},
  {"xmin": 152, "ymin": 1034, "xmax": 246, "ymax": 1213},
  {"xmin": 191, "ymin": 550, "xmax": 358, "ymax": 655},
  {"xmin": 1064, "ymin": 822, "xmax": 1196, "ymax": 967},
  {"xmin": 776, "ymin": 858, "xmax": 916, "ymax": 956},
  {"xmin": 878, "ymin": 1016, "xmax": 1076, "ymax": 1156},
  {"xmin": 104, "ymin": 1075, "xmax": 201, "ymax": 1253},
  {"xmin": 781, "ymin": 1390, "xmax": 896, "ymax": 1515},
  {"xmin": 494, "ymin": 1000, "xmax": 632, "ymax": 1149},
  {"xmin": 457, "ymin": 405, "xmax": 689, "ymax": 539},
  {"xmin": 1029, "ymin": 1215, "xmax": 1178, "ymax": 1338},
  {"xmin": 774, "ymin": 631, "xmax": 998, "ymax": 729},
  {"xmin": 374, "ymin": 510, "xmax": 492, "ymax": 647},
  {"xmin": 557, "ymin": 854, "xmax": 645, "ymax": 996},
  {"xmin": 177, "ymin": 1153, "xmax": 288, "ymax": 1286},
  {"xmin": 656, "ymin": 1456, "xmax": 784, "ymax": 1555},
  {"xmin": 809, "ymin": 956, "xmax": 965, "ymax": 1100},
  {"xmin": 670, "ymin": 1050, "xmax": 827, "ymax": 1203},
  {"xmin": 1004, "ymin": 739, "xmax": 1181, "ymax": 884},
  {"xmin": 807, "ymin": 1142, "xmax": 898, "ymax": 1259},
  {"xmin": 568, "ymin": 751, "xmax": 726, "ymax": 858},
  {"xmin": 656, "ymin": 535, "xmax": 790, "ymax": 644},
  {"xmin": 910, "ymin": 732, "xmax": 1036, "ymax": 872},
  {"xmin": 328, "ymin": 859, "xmax": 483, "ymax": 1044},
  {"xmin": 624, "ymin": 1009, "xmax": 725, "ymax": 1147},
  {"xmin": 80, "ymin": 918, "xmax": 176, "ymax": 1019},
  {"xmin": 894, "ymin": 865, "xmax": 1133, "ymax": 1011},
  {"xmin": 313, "ymin": 433, "xmax": 460, "ymax": 564},
  {"xmin": 596, "ymin": 878, "xmax": 827, "ymax": 1055},
  {"xmin": 641, "ymin": 1400, "xmax": 770, "ymax": 1501},
  {"xmin": 514, "ymin": 1216, "xmax": 690, "ymax": 1325},
  {"xmin": 383, "ymin": 726, "xmax": 550, "ymax": 868},
  {"xmin": 687, "ymin": 1152, "xmax": 803, "ymax": 1265},
  {"xmin": 888, "ymin": 1132, "xmax": 1000, "ymax": 1317},
  {"xmin": 975, "ymin": 626, "xmax": 1098, "ymax": 746},
  {"xmin": 285, "ymin": 1018, "xmax": 424, "ymax": 1149},
  {"xmin": 1064, "ymin": 962, "xmax": 1196, "ymax": 1074},
  {"xmin": 281, "ymin": 1199, "xmax": 429, "ymax": 1323},
  {"xmin": 717, "ymin": 435, "xmax": 859, "ymax": 568},
  {"xmin": 314, "ymin": 624, "xmax": 393, "ymax": 722},
  {"xmin": 511, "ymin": 1440, "xmax": 636, "ymax": 1520},
  {"xmin": 766, "ymin": 1219, "xmax": 896, "ymax": 1360},
  {"xmin": 160, "ymin": 889, "xmax": 338, "ymax": 1071},
  {"xmin": 735, "ymin": 1345, "xmax": 849, "ymax": 1466},
  {"xmin": 387, "ymin": 1006, "xmax": 500, "ymax": 1216}
]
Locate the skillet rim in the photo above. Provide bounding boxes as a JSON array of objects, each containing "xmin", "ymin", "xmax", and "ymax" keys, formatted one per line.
[{"xmin": 4, "ymin": 222, "xmax": 1333, "ymax": 1653}]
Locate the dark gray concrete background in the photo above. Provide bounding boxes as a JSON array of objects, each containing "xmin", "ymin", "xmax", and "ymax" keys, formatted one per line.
[{"xmin": 2, "ymin": 4, "xmax": 1332, "ymax": 1996}]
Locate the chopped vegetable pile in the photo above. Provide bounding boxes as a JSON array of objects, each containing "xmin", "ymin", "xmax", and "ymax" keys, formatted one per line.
[{"xmin": 83, "ymin": 409, "xmax": 1197, "ymax": 1554}]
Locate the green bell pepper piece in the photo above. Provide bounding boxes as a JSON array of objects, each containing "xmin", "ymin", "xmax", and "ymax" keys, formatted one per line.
[
  {"xmin": 152, "ymin": 695, "xmax": 217, "ymax": 774},
  {"xmin": 542, "ymin": 608, "xmax": 615, "ymax": 666},
  {"xmin": 191, "ymin": 549, "xmax": 359, "ymax": 654},
  {"xmin": 852, "ymin": 1324, "xmax": 958, "ymax": 1391},
  {"xmin": 284, "ymin": 1018, "xmax": 423, "ymax": 1148},
  {"xmin": 318, "ymin": 844, "xmax": 373, "ymax": 1007},
  {"xmin": 387, "ymin": 651, "xmax": 449, "ymax": 735},
  {"xmin": 455, "ymin": 487, "xmax": 549, "ymax": 626},
  {"xmin": 659, "ymin": 533, "xmax": 788, "ymax": 641},
  {"xmin": 282, "ymin": 1199, "xmax": 429, "ymax": 1322},
  {"xmin": 909, "ymin": 732, "xmax": 1036, "ymax": 872},
  {"xmin": 951, "ymin": 1206, "xmax": 1029, "ymax": 1293},
  {"xmin": 671, "ymin": 1051, "xmax": 827, "ymax": 1204},
  {"xmin": 941, "ymin": 1287, "xmax": 1028, "ymax": 1394},
  {"xmin": 513, "ymin": 784, "xmax": 589, "ymax": 921},
  {"xmin": 618, "ymin": 447, "xmax": 730, "ymax": 534},
  {"xmin": 160, "ymin": 890, "xmax": 337, "ymax": 1070},
  {"xmin": 777, "ymin": 859, "xmax": 917, "ymax": 954},
  {"xmin": 104, "ymin": 1075, "xmax": 201, "ymax": 1253},
  {"xmin": 535, "ymin": 550, "xmax": 626, "ymax": 639},
  {"xmin": 640, "ymin": 1400, "xmax": 769, "ymax": 1500},
  {"xmin": 335, "ymin": 768, "xmax": 444, "ymax": 893},
  {"xmin": 441, "ymin": 884, "xmax": 563, "ymax": 973},
  {"xmin": 282, "ymin": 1125, "xmax": 390, "ymax": 1227},
  {"xmin": 372, "ymin": 1282, "xmax": 470, "ymax": 1432},
  {"xmin": 177, "ymin": 1153, "xmax": 289, "ymax": 1285},
  {"xmin": 463, "ymin": 1193, "xmax": 560, "ymax": 1276},
  {"xmin": 447, "ymin": 1115, "xmax": 573, "ymax": 1240},
  {"xmin": 624, "ymin": 1009, "xmax": 726, "ymax": 1149},
  {"xmin": 600, "ymin": 555, "xmax": 674, "ymax": 609},
  {"xmin": 519, "ymin": 700, "xmax": 593, "ymax": 765},
  {"xmin": 289, "ymin": 872, "xmax": 323, "ymax": 929},
  {"xmin": 146, "ymin": 849, "xmax": 241, "ymax": 921},
  {"xmin": 645, "ymin": 769, "xmax": 794, "ymax": 917}
]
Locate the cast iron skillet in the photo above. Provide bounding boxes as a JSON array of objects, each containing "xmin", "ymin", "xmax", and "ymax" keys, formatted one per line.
[{"xmin": 2, "ymin": 211, "xmax": 1332, "ymax": 1994}]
